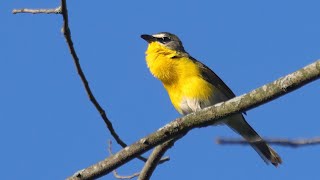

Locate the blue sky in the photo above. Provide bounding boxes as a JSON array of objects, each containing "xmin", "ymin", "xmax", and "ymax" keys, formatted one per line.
[{"xmin": 1, "ymin": 1, "xmax": 320, "ymax": 179}]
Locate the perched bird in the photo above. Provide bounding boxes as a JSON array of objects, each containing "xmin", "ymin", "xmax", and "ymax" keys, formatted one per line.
[{"xmin": 141, "ymin": 32, "xmax": 282, "ymax": 166}]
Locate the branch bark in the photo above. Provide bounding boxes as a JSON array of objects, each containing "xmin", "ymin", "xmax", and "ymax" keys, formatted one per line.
[{"xmin": 67, "ymin": 60, "xmax": 320, "ymax": 179}]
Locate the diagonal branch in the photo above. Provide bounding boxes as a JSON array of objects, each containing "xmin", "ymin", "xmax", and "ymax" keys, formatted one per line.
[
  {"xmin": 12, "ymin": 0, "xmax": 168, "ymax": 164},
  {"xmin": 60, "ymin": 0, "xmax": 130, "ymax": 157},
  {"xmin": 138, "ymin": 136, "xmax": 184, "ymax": 180},
  {"xmin": 216, "ymin": 137, "xmax": 320, "ymax": 148},
  {"xmin": 67, "ymin": 60, "xmax": 320, "ymax": 180}
]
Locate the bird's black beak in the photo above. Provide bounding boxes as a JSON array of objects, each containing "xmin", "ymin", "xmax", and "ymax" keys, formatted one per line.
[{"xmin": 141, "ymin": 34, "xmax": 156, "ymax": 43}]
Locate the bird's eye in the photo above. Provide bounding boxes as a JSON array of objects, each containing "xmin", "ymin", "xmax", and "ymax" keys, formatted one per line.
[{"xmin": 158, "ymin": 36, "xmax": 171, "ymax": 44}]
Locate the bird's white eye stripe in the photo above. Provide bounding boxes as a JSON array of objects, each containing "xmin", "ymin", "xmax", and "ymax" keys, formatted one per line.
[{"xmin": 152, "ymin": 34, "xmax": 167, "ymax": 38}]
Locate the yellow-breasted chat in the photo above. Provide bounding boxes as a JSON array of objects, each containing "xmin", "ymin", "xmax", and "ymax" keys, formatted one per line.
[{"xmin": 141, "ymin": 32, "xmax": 282, "ymax": 166}]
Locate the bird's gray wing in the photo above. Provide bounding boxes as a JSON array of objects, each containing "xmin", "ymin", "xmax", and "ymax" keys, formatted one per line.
[
  {"xmin": 189, "ymin": 56, "xmax": 246, "ymax": 115},
  {"xmin": 190, "ymin": 56, "xmax": 236, "ymax": 99}
]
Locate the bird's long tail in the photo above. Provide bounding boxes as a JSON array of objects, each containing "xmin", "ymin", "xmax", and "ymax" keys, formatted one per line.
[{"xmin": 226, "ymin": 114, "xmax": 282, "ymax": 167}]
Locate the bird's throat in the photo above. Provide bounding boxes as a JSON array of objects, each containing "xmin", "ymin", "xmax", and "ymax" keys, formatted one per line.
[{"xmin": 145, "ymin": 43, "xmax": 180, "ymax": 84}]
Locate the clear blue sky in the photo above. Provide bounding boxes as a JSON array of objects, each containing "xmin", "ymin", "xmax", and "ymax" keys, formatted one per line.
[{"xmin": 1, "ymin": 1, "xmax": 320, "ymax": 180}]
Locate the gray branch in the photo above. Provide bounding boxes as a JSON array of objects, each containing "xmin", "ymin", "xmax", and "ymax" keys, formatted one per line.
[
  {"xmin": 138, "ymin": 136, "xmax": 183, "ymax": 180},
  {"xmin": 12, "ymin": 7, "xmax": 62, "ymax": 14}
]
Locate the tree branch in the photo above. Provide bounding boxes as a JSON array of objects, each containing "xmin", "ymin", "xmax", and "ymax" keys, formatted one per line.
[
  {"xmin": 138, "ymin": 136, "xmax": 184, "ymax": 180},
  {"xmin": 60, "ymin": 0, "xmax": 131, "ymax": 157},
  {"xmin": 67, "ymin": 60, "xmax": 320, "ymax": 180},
  {"xmin": 12, "ymin": 0, "xmax": 168, "ymax": 164},
  {"xmin": 216, "ymin": 137, "xmax": 320, "ymax": 148},
  {"xmin": 12, "ymin": 7, "xmax": 62, "ymax": 14}
]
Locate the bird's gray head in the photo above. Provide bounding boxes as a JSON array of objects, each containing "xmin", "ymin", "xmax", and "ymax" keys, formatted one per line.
[{"xmin": 141, "ymin": 32, "xmax": 185, "ymax": 52}]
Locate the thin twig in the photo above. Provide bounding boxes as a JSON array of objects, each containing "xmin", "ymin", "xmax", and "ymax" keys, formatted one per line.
[
  {"xmin": 12, "ymin": 7, "xmax": 62, "ymax": 14},
  {"xmin": 216, "ymin": 137, "xmax": 320, "ymax": 148},
  {"xmin": 59, "ymin": 0, "xmax": 168, "ymax": 164},
  {"xmin": 114, "ymin": 171, "xmax": 140, "ymax": 180},
  {"xmin": 138, "ymin": 135, "xmax": 184, "ymax": 180},
  {"xmin": 108, "ymin": 140, "xmax": 140, "ymax": 179},
  {"xmin": 12, "ymin": 1, "xmax": 168, "ymax": 164},
  {"xmin": 59, "ymin": 0, "xmax": 134, "ymax": 158}
]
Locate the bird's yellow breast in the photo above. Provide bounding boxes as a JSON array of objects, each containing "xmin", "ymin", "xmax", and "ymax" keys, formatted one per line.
[{"xmin": 145, "ymin": 42, "xmax": 213, "ymax": 113}]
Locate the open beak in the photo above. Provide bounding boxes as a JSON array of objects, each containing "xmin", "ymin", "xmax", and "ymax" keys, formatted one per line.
[{"xmin": 141, "ymin": 34, "xmax": 156, "ymax": 43}]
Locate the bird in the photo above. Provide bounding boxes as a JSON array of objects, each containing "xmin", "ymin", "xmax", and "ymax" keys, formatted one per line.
[{"xmin": 141, "ymin": 32, "xmax": 282, "ymax": 166}]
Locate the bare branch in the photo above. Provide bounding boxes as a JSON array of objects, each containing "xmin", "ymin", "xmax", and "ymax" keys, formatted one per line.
[
  {"xmin": 59, "ymin": 0, "xmax": 135, "ymax": 160},
  {"xmin": 138, "ymin": 136, "xmax": 183, "ymax": 180},
  {"xmin": 59, "ymin": 0, "xmax": 169, "ymax": 164},
  {"xmin": 216, "ymin": 137, "xmax": 320, "ymax": 148},
  {"xmin": 67, "ymin": 61, "xmax": 320, "ymax": 180},
  {"xmin": 12, "ymin": 7, "xmax": 62, "ymax": 14},
  {"xmin": 12, "ymin": 0, "xmax": 168, "ymax": 164}
]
